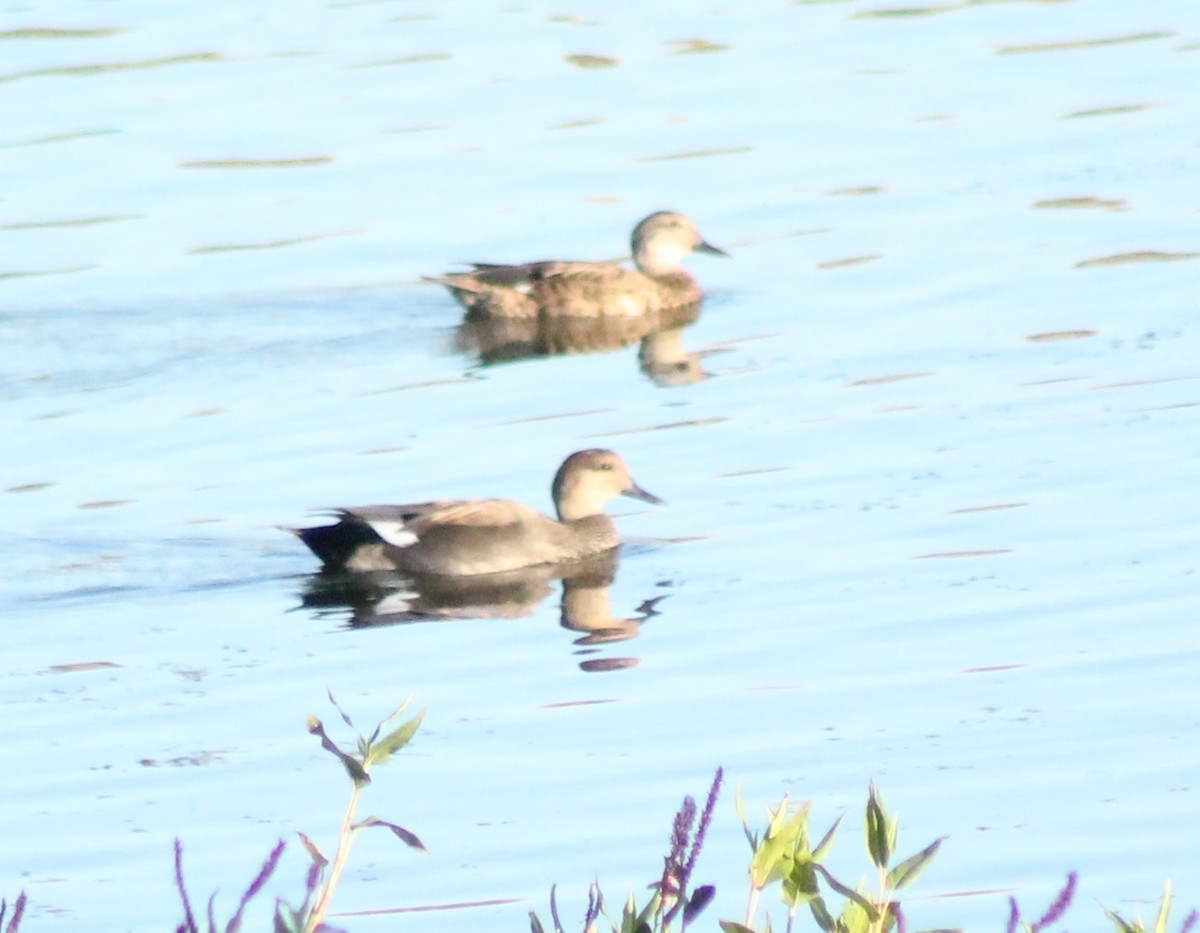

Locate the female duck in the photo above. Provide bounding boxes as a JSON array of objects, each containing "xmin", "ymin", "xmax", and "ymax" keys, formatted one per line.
[
  {"xmin": 292, "ymin": 449, "xmax": 663, "ymax": 576},
  {"xmin": 429, "ymin": 211, "xmax": 726, "ymax": 319}
]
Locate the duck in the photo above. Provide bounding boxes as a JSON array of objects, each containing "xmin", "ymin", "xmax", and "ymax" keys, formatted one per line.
[
  {"xmin": 428, "ymin": 211, "xmax": 727, "ymax": 319},
  {"xmin": 291, "ymin": 449, "xmax": 663, "ymax": 576}
]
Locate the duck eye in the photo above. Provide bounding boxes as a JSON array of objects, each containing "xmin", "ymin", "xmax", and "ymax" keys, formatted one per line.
[{"xmin": 598, "ymin": 462, "xmax": 613, "ymax": 470}]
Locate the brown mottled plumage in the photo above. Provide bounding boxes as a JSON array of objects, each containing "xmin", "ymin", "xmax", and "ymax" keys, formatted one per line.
[
  {"xmin": 428, "ymin": 211, "xmax": 727, "ymax": 318},
  {"xmin": 290, "ymin": 449, "xmax": 663, "ymax": 576}
]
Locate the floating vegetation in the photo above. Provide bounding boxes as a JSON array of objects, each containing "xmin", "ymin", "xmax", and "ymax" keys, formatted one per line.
[
  {"xmin": 1033, "ymin": 196, "xmax": 1127, "ymax": 211},
  {"xmin": 2, "ymin": 214, "xmax": 140, "ymax": 230},
  {"xmin": 0, "ymin": 52, "xmax": 222, "ymax": 84},
  {"xmin": 915, "ymin": 548, "xmax": 1013, "ymax": 558},
  {"xmin": 0, "ymin": 127, "xmax": 119, "ymax": 148},
  {"xmin": 996, "ymin": 31, "xmax": 1174, "ymax": 55},
  {"xmin": 179, "ymin": 155, "xmax": 334, "ymax": 169},
  {"xmin": 847, "ymin": 371, "xmax": 932, "ymax": 386},
  {"xmin": 547, "ymin": 14, "xmax": 603, "ymax": 26},
  {"xmin": 189, "ymin": 228, "xmax": 362, "ymax": 254},
  {"xmin": 0, "ymin": 264, "xmax": 96, "ymax": 279},
  {"xmin": 817, "ymin": 254, "xmax": 882, "ymax": 269},
  {"xmin": 1025, "ymin": 329, "xmax": 1098, "ymax": 341},
  {"xmin": 826, "ymin": 185, "xmax": 886, "ymax": 196},
  {"xmin": 77, "ymin": 499, "xmax": 133, "ymax": 509},
  {"xmin": 853, "ymin": 4, "xmax": 957, "ymax": 18},
  {"xmin": 1061, "ymin": 103, "xmax": 1156, "ymax": 119},
  {"xmin": 854, "ymin": 0, "xmax": 1085, "ymax": 15},
  {"xmin": 0, "ymin": 27, "xmax": 123, "ymax": 39},
  {"xmin": 549, "ymin": 117, "xmax": 605, "ymax": 129},
  {"xmin": 1076, "ymin": 250, "xmax": 1199, "ymax": 268},
  {"xmin": 44, "ymin": 660, "xmax": 122, "ymax": 673},
  {"xmin": 949, "ymin": 501, "xmax": 1030, "ymax": 514},
  {"xmin": 664, "ymin": 38, "xmax": 731, "ymax": 55},
  {"xmin": 344, "ymin": 52, "xmax": 451, "ymax": 68},
  {"xmin": 5, "ymin": 482, "xmax": 58, "ymax": 493},
  {"xmin": 564, "ymin": 53, "xmax": 618, "ymax": 68},
  {"xmin": 633, "ymin": 146, "xmax": 755, "ymax": 163}
]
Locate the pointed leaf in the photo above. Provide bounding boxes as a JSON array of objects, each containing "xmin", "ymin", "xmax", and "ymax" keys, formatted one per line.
[
  {"xmin": 296, "ymin": 831, "xmax": 328, "ymax": 867},
  {"xmin": 307, "ymin": 717, "xmax": 370, "ymax": 787},
  {"xmin": 718, "ymin": 923, "xmax": 758, "ymax": 933},
  {"xmin": 886, "ymin": 836, "xmax": 945, "ymax": 890},
  {"xmin": 549, "ymin": 883, "xmax": 564, "ymax": 933},
  {"xmin": 767, "ymin": 797, "xmax": 791, "ymax": 836},
  {"xmin": 1103, "ymin": 909, "xmax": 1140, "ymax": 933},
  {"xmin": 353, "ymin": 816, "xmax": 427, "ymax": 851},
  {"xmin": 865, "ymin": 783, "xmax": 891, "ymax": 869},
  {"xmin": 812, "ymin": 813, "xmax": 843, "ymax": 863},
  {"xmin": 621, "ymin": 889, "xmax": 638, "ymax": 933},
  {"xmin": 364, "ymin": 708, "xmax": 425, "ymax": 768},
  {"xmin": 736, "ymin": 786, "xmax": 759, "ymax": 850},
  {"xmin": 529, "ymin": 911, "xmax": 547, "ymax": 933},
  {"xmin": 635, "ymin": 889, "xmax": 660, "ymax": 927},
  {"xmin": 326, "ymin": 689, "xmax": 357, "ymax": 731},
  {"xmin": 813, "ymin": 864, "xmax": 879, "ymax": 921},
  {"xmin": 1153, "ymin": 880, "xmax": 1172, "ymax": 933}
]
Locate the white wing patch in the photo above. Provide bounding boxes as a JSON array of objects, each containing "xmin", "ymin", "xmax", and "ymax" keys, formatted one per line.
[{"xmin": 367, "ymin": 519, "xmax": 419, "ymax": 548}]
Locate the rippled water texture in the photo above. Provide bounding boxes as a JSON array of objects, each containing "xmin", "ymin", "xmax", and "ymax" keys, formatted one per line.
[{"xmin": 3, "ymin": 1, "xmax": 1199, "ymax": 930}]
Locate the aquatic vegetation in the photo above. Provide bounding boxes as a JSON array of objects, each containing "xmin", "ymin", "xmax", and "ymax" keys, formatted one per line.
[
  {"xmin": 1004, "ymin": 872, "xmax": 1075, "ymax": 933},
  {"xmin": 156, "ymin": 698, "xmax": 1193, "ymax": 933},
  {"xmin": 1103, "ymin": 881, "xmax": 1199, "ymax": 933},
  {"xmin": 0, "ymin": 892, "xmax": 27, "ymax": 932},
  {"xmin": 532, "ymin": 774, "xmax": 1194, "ymax": 933},
  {"xmin": 173, "ymin": 693, "xmax": 425, "ymax": 933},
  {"xmin": 531, "ymin": 769, "xmax": 723, "ymax": 933}
]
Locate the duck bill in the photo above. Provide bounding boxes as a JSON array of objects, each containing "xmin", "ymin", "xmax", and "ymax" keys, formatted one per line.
[
  {"xmin": 623, "ymin": 482, "xmax": 665, "ymax": 506},
  {"xmin": 696, "ymin": 239, "xmax": 729, "ymax": 258}
]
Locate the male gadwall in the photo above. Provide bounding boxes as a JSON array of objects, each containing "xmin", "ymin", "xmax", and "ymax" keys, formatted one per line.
[
  {"xmin": 292, "ymin": 449, "xmax": 663, "ymax": 576},
  {"xmin": 428, "ymin": 211, "xmax": 727, "ymax": 319}
]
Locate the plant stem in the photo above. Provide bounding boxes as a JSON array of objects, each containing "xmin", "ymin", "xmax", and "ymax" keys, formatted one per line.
[
  {"xmin": 745, "ymin": 885, "xmax": 762, "ymax": 928},
  {"xmin": 306, "ymin": 780, "xmax": 363, "ymax": 932}
]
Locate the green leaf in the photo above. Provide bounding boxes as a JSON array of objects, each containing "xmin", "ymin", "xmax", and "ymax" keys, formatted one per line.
[
  {"xmin": 621, "ymin": 889, "xmax": 638, "ymax": 933},
  {"xmin": 307, "ymin": 716, "xmax": 370, "ymax": 787},
  {"xmin": 812, "ymin": 813, "xmax": 843, "ymax": 863},
  {"xmin": 364, "ymin": 707, "xmax": 425, "ymax": 768},
  {"xmin": 635, "ymin": 889, "xmax": 659, "ymax": 928},
  {"xmin": 886, "ymin": 836, "xmax": 945, "ymax": 890},
  {"xmin": 749, "ymin": 812, "xmax": 803, "ymax": 889},
  {"xmin": 736, "ymin": 786, "xmax": 759, "ymax": 850},
  {"xmin": 529, "ymin": 911, "xmax": 547, "ymax": 933},
  {"xmin": 1152, "ymin": 880, "xmax": 1172, "ymax": 933},
  {"xmin": 865, "ymin": 782, "xmax": 892, "ymax": 868},
  {"xmin": 719, "ymin": 923, "xmax": 758, "ymax": 933},
  {"xmin": 782, "ymin": 859, "xmax": 819, "ymax": 908}
]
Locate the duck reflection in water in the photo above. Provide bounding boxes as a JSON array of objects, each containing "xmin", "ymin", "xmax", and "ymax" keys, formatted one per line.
[
  {"xmin": 455, "ymin": 300, "xmax": 726, "ymax": 387},
  {"xmin": 298, "ymin": 549, "xmax": 663, "ymax": 671}
]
